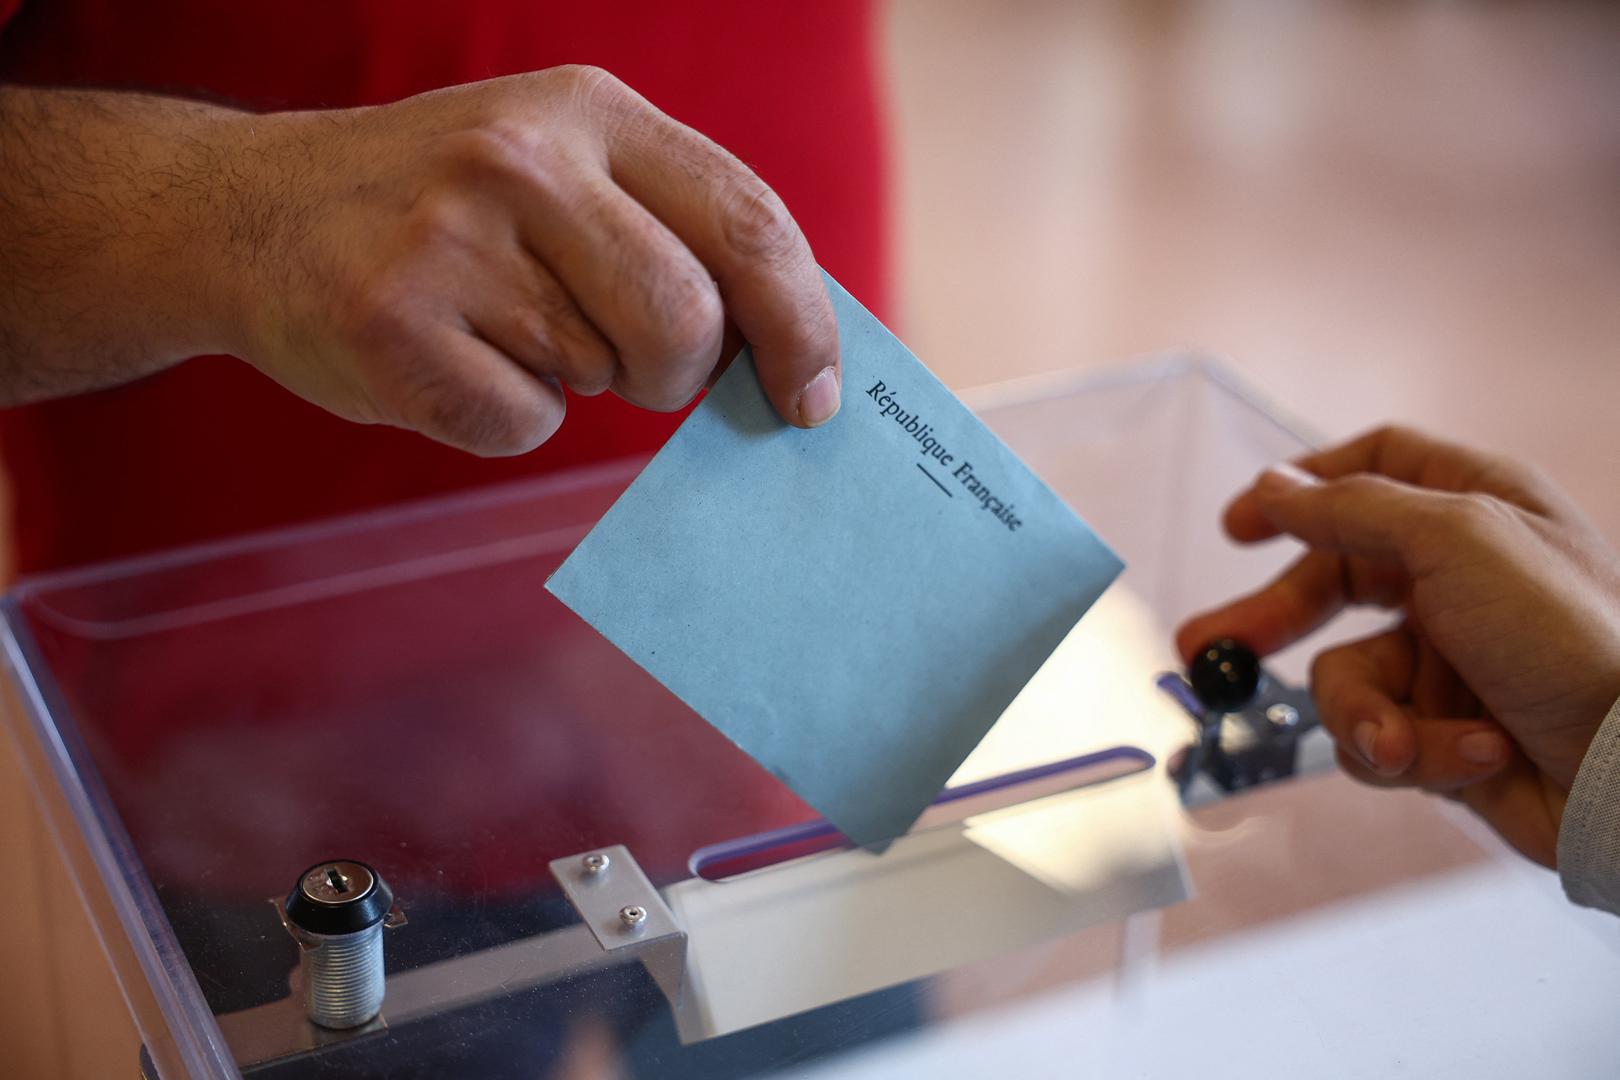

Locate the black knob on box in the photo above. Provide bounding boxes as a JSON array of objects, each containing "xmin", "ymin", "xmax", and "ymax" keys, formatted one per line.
[{"xmin": 1188, "ymin": 638, "xmax": 1262, "ymax": 712}]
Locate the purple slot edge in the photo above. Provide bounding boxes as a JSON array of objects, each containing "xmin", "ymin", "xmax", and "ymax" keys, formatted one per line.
[
  {"xmin": 1156, "ymin": 671, "xmax": 1207, "ymax": 721},
  {"xmin": 689, "ymin": 744, "xmax": 1157, "ymax": 880}
]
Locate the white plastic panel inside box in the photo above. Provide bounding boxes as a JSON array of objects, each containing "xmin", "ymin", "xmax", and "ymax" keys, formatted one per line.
[{"xmin": 668, "ymin": 582, "xmax": 1193, "ymax": 1040}]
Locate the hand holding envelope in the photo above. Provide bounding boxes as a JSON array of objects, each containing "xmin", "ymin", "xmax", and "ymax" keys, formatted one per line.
[{"xmin": 548, "ymin": 273, "xmax": 1122, "ymax": 846}]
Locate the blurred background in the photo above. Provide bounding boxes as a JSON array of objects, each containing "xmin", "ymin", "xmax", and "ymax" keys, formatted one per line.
[
  {"xmin": 4, "ymin": 2, "xmax": 1619, "ymax": 1075},
  {"xmin": 889, "ymin": 0, "xmax": 1620, "ymax": 540}
]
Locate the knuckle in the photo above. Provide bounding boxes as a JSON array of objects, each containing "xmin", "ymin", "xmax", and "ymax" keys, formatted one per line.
[
  {"xmin": 401, "ymin": 192, "xmax": 474, "ymax": 252},
  {"xmin": 615, "ymin": 272, "xmax": 720, "ymax": 410},
  {"xmin": 339, "ymin": 277, "xmax": 414, "ymax": 355},
  {"xmin": 487, "ymin": 399, "xmax": 561, "ymax": 455},
  {"xmin": 1365, "ymin": 423, "xmax": 1428, "ymax": 477},
  {"xmin": 508, "ymin": 309, "xmax": 568, "ymax": 367},
  {"xmin": 1308, "ymin": 647, "xmax": 1360, "ymax": 719},
  {"xmin": 516, "ymin": 308, "xmax": 615, "ymax": 392},
  {"xmin": 402, "ymin": 376, "xmax": 556, "ymax": 456},
  {"xmin": 1335, "ymin": 473, "xmax": 1389, "ymax": 499},
  {"xmin": 437, "ymin": 124, "xmax": 536, "ymax": 185},
  {"xmin": 547, "ymin": 64, "xmax": 632, "ymax": 114},
  {"xmin": 617, "ymin": 366, "xmax": 700, "ymax": 413},
  {"xmin": 1371, "ymin": 422, "xmax": 1421, "ymax": 448},
  {"xmin": 1476, "ymin": 455, "xmax": 1552, "ymax": 510},
  {"xmin": 1511, "ymin": 460, "xmax": 1556, "ymax": 497},
  {"xmin": 1307, "ymin": 649, "xmax": 1341, "ymax": 698},
  {"xmin": 657, "ymin": 274, "xmax": 724, "ymax": 361},
  {"xmin": 719, "ymin": 179, "xmax": 801, "ymax": 262},
  {"xmin": 1328, "ymin": 474, "xmax": 1394, "ymax": 517},
  {"xmin": 568, "ymin": 359, "xmax": 616, "ymax": 397},
  {"xmin": 369, "ymin": 367, "xmax": 452, "ymax": 443},
  {"xmin": 621, "ymin": 369, "xmax": 702, "ymax": 413},
  {"xmin": 1441, "ymin": 491, "xmax": 1516, "ymax": 536}
]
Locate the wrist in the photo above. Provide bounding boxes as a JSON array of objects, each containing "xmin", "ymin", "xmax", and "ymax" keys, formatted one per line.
[
  {"xmin": 199, "ymin": 107, "xmax": 373, "ymax": 375},
  {"xmin": 168, "ymin": 109, "xmax": 298, "ymax": 363},
  {"xmin": 71, "ymin": 101, "xmax": 277, "ymax": 367},
  {"xmin": 1556, "ymin": 695, "xmax": 1620, "ymax": 903},
  {"xmin": 0, "ymin": 89, "xmax": 308, "ymax": 402}
]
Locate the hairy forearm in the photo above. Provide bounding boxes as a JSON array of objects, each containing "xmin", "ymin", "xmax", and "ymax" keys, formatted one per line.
[{"xmin": 0, "ymin": 86, "xmax": 262, "ymax": 404}]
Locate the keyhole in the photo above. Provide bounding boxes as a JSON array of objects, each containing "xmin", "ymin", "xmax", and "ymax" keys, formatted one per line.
[{"xmin": 326, "ymin": 868, "xmax": 350, "ymax": 894}]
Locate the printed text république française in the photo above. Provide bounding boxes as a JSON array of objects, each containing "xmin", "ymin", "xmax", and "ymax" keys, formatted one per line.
[{"xmin": 866, "ymin": 380, "xmax": 1023, "ymax": 532}]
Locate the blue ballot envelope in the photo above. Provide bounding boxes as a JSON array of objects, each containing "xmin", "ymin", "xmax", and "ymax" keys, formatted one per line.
[{"xmin": 547, "ymin": 274, "xmax": 1124, "ymax": 846}]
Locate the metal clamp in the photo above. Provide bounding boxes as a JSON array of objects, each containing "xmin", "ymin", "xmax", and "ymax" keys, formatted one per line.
[
  {"xmin": 1161, "ymin": 647, "xmax": 1320, "ymax": 797},
  {"xmin": 549, "ymin": 845, "xmax": 687, "ymax": 1005}
]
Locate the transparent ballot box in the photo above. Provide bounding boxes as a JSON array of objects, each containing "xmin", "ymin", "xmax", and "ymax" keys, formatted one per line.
[{"xmin": 5, "ymin": 357, "xmax": 1613, "ymax": 1079}]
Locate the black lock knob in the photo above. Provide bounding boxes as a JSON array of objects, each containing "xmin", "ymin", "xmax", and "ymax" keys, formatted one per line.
[
  {"xmin": 285, "ymin": 860, "xmax": 393, "ymax": 937},
  {"xmin": 1189, "ymin": 638, "xmax": 1262, "ymax": 712}
]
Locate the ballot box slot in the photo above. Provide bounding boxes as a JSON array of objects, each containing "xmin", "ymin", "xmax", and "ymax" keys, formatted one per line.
[{"xmin": 690, "ymin": 745, "xmax": 1155, "ymax": 881}]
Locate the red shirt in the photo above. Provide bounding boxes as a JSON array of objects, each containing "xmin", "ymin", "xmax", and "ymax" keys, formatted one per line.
[{"xmin": 0, "ymin": 0, "xmax": 888, "ymax": 573}]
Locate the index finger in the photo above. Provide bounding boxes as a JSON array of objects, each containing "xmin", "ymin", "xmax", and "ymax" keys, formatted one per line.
[
  {"xmin": 604, "ymin": 100, "xmax": 840, "ymax": 428},
  {"xmin": 1225, "ymin": 425, "xmax": 1558, "ymax": 543},
  {"xmin": 1173, "ymin": 547, "xmax": 1406, "ymax": 663}
]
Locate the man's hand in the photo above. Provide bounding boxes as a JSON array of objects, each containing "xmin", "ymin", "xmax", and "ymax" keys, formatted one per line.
[
  {"xmin": 1176, "ymin": 426, "xmax": 1620, "ymax": 867},
  {"xmin": 0, "ymin": 68, "xmax": 841, "ymax": 453}
]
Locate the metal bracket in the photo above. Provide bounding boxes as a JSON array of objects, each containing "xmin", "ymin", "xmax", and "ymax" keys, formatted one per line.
[
  {"xmin": 549, "ymin": 845, "xmax": 687, "ymax": 1006},
  {"xmin": 1162, "ymin": 670, "xmax": 1320, "ymax": 795}
]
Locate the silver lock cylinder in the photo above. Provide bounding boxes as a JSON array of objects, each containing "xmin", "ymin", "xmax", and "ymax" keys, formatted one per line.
[{"xmin": 284, "ymin": 860, "xmax": 395, "ymax": 1029}]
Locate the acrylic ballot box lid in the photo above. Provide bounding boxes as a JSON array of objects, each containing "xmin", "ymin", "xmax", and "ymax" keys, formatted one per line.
[{"xmin": 5, "ymin": 357, "xmax": 1617, "ymax": 1080}]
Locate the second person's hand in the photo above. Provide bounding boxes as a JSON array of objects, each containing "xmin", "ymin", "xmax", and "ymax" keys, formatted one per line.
[{"xmin": 1176, "ymin": 426, "xmax": 1620, "ymax": 867}]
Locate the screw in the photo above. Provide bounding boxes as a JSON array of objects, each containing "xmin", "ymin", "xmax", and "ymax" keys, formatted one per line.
[
  {"xmin": 1266, "ymin": 703, "xmax": 1301, "ymax": 730},
  {"xmin": 582, "ymin": 852, "xmax": 611, "ymax": 875},
  {"xmin": 619, "ymin": 904, "xmax": 647, "ymax": 929}
]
